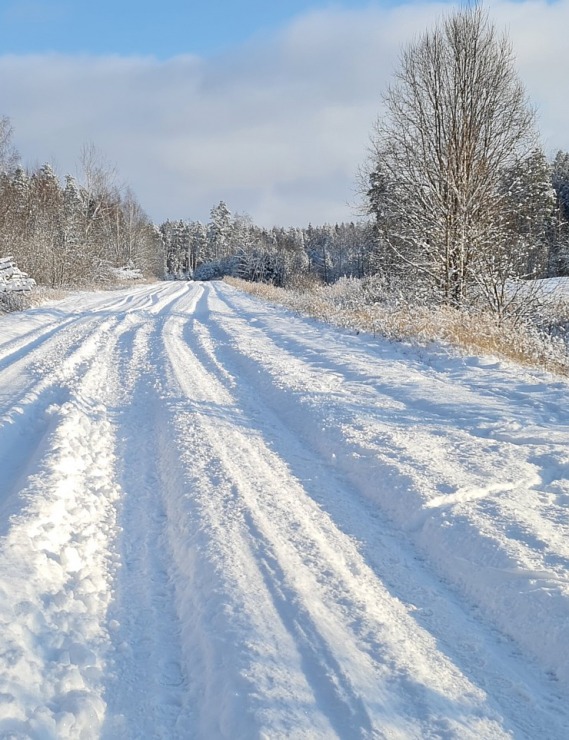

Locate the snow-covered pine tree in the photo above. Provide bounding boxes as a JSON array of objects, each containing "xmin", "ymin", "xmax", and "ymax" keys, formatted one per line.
[
  {"xmin": 207, "ymin": 201, "xmax": 232, "ymax": 262},
  {"xmin": 62, "ymin": 174, "xmax": 91, "ymax": 282},
  {"xmin": 29, "ymin": 164, "xmax": 65, "ymax": 286},
  {"xmin": 0, "ymin": 167, "xmax": 31, "ymax": 273},
  {"xmin": 188, "ymin": 221, "xmax": 207, "ymax": 274},
  {"xmin": 500, "ymin": 149, "xmax": 556, "ymax": 278},
  {"xmin": 551, "ymin": 151, "xmax": 569, "ymax": 275}
]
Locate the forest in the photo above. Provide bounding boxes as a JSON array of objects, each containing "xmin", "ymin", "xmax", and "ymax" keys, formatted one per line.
[{"xmin": 0, "ymin": 122, "xmax": 163, "ymax": 293}]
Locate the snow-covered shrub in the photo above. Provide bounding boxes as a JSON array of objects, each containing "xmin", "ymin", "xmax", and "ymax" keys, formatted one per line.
[
  {"xmin": 90, "ymin": 259, "xmax": 147, "ymax": 285},
  {"xmin": 112, "ymin": 262, "xmax": 145, "ymax": 281},
  {"xmin": 283, "ymin": 270, "xmax": 322, "ymax": 292},
  {"xmin": 0, "ymin": 284, "xmax": 69, "ymax": 314},
  {"xmin": 194, "ymin": 261, "xmax": 223, "ymax": 281},
  {"xmin": 0, "ymin": 290, "xmax": 29, "ymax": 313}
]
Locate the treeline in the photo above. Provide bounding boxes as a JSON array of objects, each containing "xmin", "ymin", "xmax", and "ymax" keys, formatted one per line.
[
  {"xmin": 162, "ymin": 144, "xmax": 569, "ymax": 298},
  {"xmin": 0, "ymin": 118, "xmax": 163, "ymax": 288},
  {"xmin": 161, "ymin": 202, "xmax": 379, "ymax": 288}
]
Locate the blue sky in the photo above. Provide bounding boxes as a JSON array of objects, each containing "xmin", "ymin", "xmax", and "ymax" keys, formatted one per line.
[
  {"xmin": 0, "ymin": 0, "xmax": 567, "ymax": 227},
  {"xmin": 0, "ymin": 0, "xmax": 381, "ymax": 57}
]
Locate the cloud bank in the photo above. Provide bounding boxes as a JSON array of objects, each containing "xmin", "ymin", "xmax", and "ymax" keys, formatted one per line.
[{"xmin": 0, "ymin": 1, "xmax": 567, "ymax": 227}]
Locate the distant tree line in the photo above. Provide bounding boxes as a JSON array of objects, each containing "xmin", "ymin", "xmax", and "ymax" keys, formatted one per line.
[
  {"xmin": 160, "ymin": 201, "xmax": 379, "ymax": 287},
  {"xmin": 162, "ymin": 140, "xmax": 569, "ymax": 298},
  {"xmin": 0, "ymin": 119, "xmax": 163, "ymax": 287}
]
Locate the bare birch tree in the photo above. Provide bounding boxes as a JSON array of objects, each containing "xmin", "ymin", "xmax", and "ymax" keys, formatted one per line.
[{"xmin": 367, "ymin": 5, "xmax": 537, "ymax": 307}]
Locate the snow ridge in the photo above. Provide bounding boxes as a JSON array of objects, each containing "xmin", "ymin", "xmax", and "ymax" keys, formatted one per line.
[{"xmin": 0, "ymin": 323, "xmax": 121, "ymax": 737}]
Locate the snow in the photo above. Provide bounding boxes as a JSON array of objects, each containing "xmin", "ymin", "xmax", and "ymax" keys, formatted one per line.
[
  {"xmin": 0, "ymin": 256, "xmax": 36, "ymax": 294},
  {"xmin": 110, "ymin": 264, "xmax": 144, "ymax": 281},
  {"xmin": 0, "ymin": 280, "xmax": 568, "ymax": 738},
  {"xmin": 530, "ymin": 276, "xmax": 569, "ymax": 298}
]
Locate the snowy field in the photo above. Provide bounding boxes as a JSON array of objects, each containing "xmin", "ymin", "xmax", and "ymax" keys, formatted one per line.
[
  {"xmin": 0, "ymin": 281, "xmax": 568, "ymax": 738},
  {"xmin": 533, "ymin": 276, "xmax": 569, "ymax": 298}
]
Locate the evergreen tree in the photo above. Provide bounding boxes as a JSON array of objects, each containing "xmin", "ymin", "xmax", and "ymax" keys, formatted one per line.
[
  {"xmin": 29, "ymin": 164, "xmax": 64, "ymax": 286},
  {"xmin": 207, "ymin": 201, "xmax": 232, "ymax": 261},
  {"xmin": 500, "ymin": 149, "xmax": 556, "ymax": 278},
  {"xmin": 551, "ymin": 151, "xmax": 569, "ymax": 275}
]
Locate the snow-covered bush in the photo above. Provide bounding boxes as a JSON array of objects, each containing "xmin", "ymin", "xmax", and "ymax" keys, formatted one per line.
[
  {"xmin": 194, "ymin": 255, "xmax": 241, "ymax": 281},
  {"xmin": 90, "ymin": 259, "xmax": 147, "ymax": 285},
  {"xmin": 112, "ymin": 262, "xmax": 145, "ymax": 281},
  {"xmin": 0, "ymin": 290, "xmax": 29, "ymax": 313},
  {"xmin": 194, "ymin": 261, "xmax": 223, "ymax": 281}
]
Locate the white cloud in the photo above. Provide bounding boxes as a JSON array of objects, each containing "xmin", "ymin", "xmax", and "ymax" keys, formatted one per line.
[
  {"xmin": 488, "ymin": 0, "xmax": 569, "ymax": 153},
  {"xmin": 1, "ymin": 0, "xmax": 69, "ymax": 24},
  {"xmin": 0, "ymin": 1, "xmax": 567, "ymax": 227}
]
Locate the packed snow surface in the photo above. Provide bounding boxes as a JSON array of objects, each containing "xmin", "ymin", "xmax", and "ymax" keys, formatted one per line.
[{"xmin": 0, "ymin": 281, "xmax": 568, "ymax": 739}]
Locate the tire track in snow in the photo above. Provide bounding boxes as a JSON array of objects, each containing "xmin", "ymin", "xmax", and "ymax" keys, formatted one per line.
[
  {"xmin": 0, "ymin": 282, "xmax": 194, "ymax": 738},
  {"xmin": 181, "ymin": 282, "xmax": 569, "ymax": 738},
  {"xmin": 159, "ymin": 316, "xmax": 336, "ymax": 738},
  {"xmin": 0, "ymin": 316, "xmax": 123, "ymax": 536},
  {"xmin": 102, "ymin": 317, "xmax": 192, "ymax": 738},
  {"xmin": 0, "ymin": 313, "xmax": 78, "ymax": 373},
  {"xmin": 0, "ymin": 280, "xmax": 169, "ymax": 375},
  {"xmin": 218, "ymin": 284, "xmax": 569, "ymax": 570},
  {"xmin": 160, "ymin": 308, "xmax": 512, "ymax": 739},
  {"xmin": 204, "ymin": 282, "xmax": 569, "ymax": 694},
  {"xmin": 0, "ymin": 313, "xmax": 118, "ymax": 409},
  {"xmin": 0, "ymin": 283, "xmax": 193, "ymax": 529}
]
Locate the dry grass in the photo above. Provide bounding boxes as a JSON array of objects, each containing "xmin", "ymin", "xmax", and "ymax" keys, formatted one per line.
[
  {"xmin": 224, "ymin": 277, "xmax": 569, "ymax": 375},
  {"xmin": 0, "ymin": 287, "xmax": 71, "ymax": 313}
]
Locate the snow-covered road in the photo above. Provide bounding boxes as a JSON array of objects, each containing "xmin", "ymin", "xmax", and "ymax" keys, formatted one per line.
[{"xmin": 0, "ymin": 281, "xmax": 568, "ymax": 739}]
